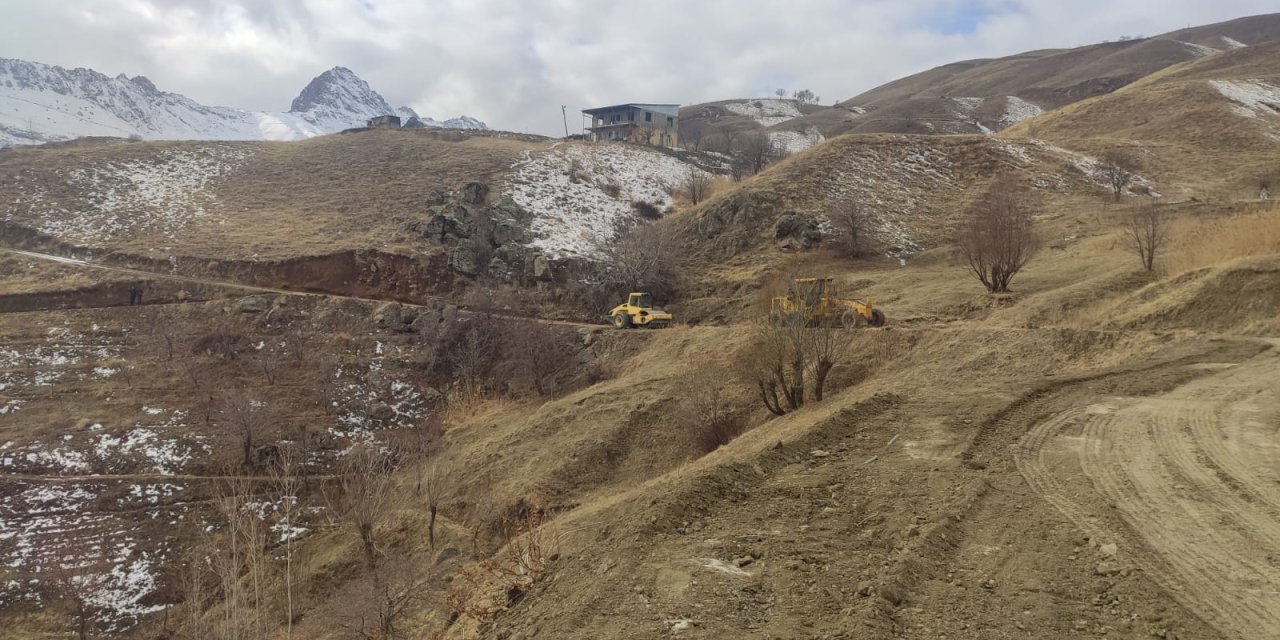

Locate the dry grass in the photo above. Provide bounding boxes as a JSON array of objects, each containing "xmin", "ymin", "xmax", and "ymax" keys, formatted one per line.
[
  {"xmin": 0, "ymin": 130, "xmax": 548, "ymax": 260},
  {"xmin": 1165, "ymin": 206, "xmax": 1280, "ymax": 274}
]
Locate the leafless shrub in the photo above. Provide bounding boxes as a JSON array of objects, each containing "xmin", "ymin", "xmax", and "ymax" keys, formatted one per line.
[
  {"xmin": 508, "ymin": 323, "xmax": 577, "ymax": 396},
  {"xmin": 268, "ymin": 446, "xmax": 304, "ymax": 639},
  {"xmin": 421, "ymin": 458, "xmax": 456, "ymax": 550},
  {"xmin": 444, "ymin": 319, "xmax": 501, "ymax": 400},
  {"xmin": 632, "ymin": 200, "xmax": 663, "ymax": 220},
  {"xmin": 567, "ymin": 158, "xmax": 587, "ymax": 184},
  {"xmin": 341, "ymin": 555, "xmax": 432, "ymax": 640},
  {"xmin": 219, "ymin": 392, "xmax": 265, "ymax": 469},
  {"xmin": 832, "ymin": 196, "xmax": 873, "ymax": 258},
  {"xmin": 601, "ymin": 180, "xmax": 622, "ymax": 198},
  {"xmin": 1124, "ymin": 203, "xmax": 1168, "ymax": 272},
  {"xmin": 957, "ymin": 175, "xmax": 1039, "ymax": 293},
  {"xmin": 331, "ymin": 443, "xmax": 398, "ymax": 570},
  {"xmin": 192, "ymin": 316, "xmax": 249, "ymax": 360},
  {"xmin": 694, "ymin": 416, "xmax": 747, "ymax": 454},
  {"xmin": 583, "ymin": 358, "xmax": 618, "ymax": 385},
  {"xmin": 683, "ymin": 168, "xmax": 713, "ymax": 205},
  {"xmin": 737, "ymin": 131, "xmax": 780, "ymax": 176},
  {"xmin": 1098, "ymin": 148, "xmax": 1142, "ymax": 202},
  {"xmin": 256, "ymin": 342, "xmax": 283, "ymax": 386},
  {"xmin": 443, "ymin": 494, "xmax": 554, "ymax": 624},
  {"xmin": 742, "ymin": 280, "xmax": 853, "ymax": 415},
  {"xmin": 144, "ymin": 307, "xmax": 178, "ymax": 361}
]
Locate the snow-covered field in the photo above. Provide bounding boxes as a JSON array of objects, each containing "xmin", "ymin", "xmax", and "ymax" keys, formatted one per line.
[
  {"xmin": 722, "ymin": 99, "xmax": 802, "ymax": 127},
  {"xmin": 1000, "ymin": 96, "xmax": 1044, "ymax": 127},
  {"xmin": 1209, "ymin": 79, "xmax": 1280, "ymax": 119},
  {"xmin": 1178, "ymin": 40, "xmax": 1221, "ymax": 58},
  {"xmin": 5, "ymin": 146, "xmax": 251, "ymax": 244},
  {"xmin": 770, "ymin": 128, "xmax": 826, "ymax": 155},
  {"xmin": 0, "ymin": 480, "xmax": 182, "ymax": 628},
  {"xmin": 504, "ymin": 143, "xmax": 700, "ymax": 259},
  {"xmin": 1221, "ymin": 36, "xmax": 1248, "ymax": 49}
]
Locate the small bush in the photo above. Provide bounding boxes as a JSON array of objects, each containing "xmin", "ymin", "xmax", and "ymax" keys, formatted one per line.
[
  {"xmin": 694, "ymin": 416, "xmax": 746, "ymax": 454},
  {"xmin": 583, "ymin": 359, "xmax": 618, "ymax": 385},
  {"xmin": 601, "ymin": 181, "xmax": 622, "ymax": 198},
  {"xmin": 633, "ymin": 200, "xmax": 663, "ymax": 220}
]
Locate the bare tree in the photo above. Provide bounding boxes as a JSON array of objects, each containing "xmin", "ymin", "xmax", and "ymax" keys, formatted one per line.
[
  {"xmin": 448, "ymin": 322, "xmax": 500, "ymax": 400},
  {"xmin": 602, "ymin": 222, "xmax": 682, "ymax": 303},
  {"xmin": 957, "ymin": 175, "xmax": 1039, "ymax": 293},
  {"xmin": 421, "ymin": 459, "xmax": 456, "ymax": 550},
  {"xmin": 675, "ymin": 369, "xmax": 744, "ymax": 453},
  {"xmin": 683, "ymin": 167, "xmax": 713, "ymax": 206},
  {"xmin": 220, "ymin": 392, "xmax": 265, "ymax": 469},
  {"xmin": 332, "ymin": 443, "xmax": 397, "ymax": 570},
  {"xmin": 738, "ymin": 131, "xmax": 780, "ymax": 176},
  {"xmin": 145, "ymin": 307, "xmax": 178, "ymax": 361},
  {"xmin": 1098, "ymin": 148, "xmax": 1142, "ymax": 202},
  {"xmin": 1124, "ymin": 203, "xmax": 1168, "ymax": 272},
  {"xmin": 775, "ymin": 88, "xmax": 786, "ymax": 99},
  {"xmin": 269, "ymin": 446, "xmax": 305, "ymax": 640},
  {"xmin": 832, "ymin": 196, "xmax": 873, "ymax": 258},
  {"xmin": 343, "ymin": 556, "xmax": 432, "ymax": 640},
  {"xmin": 792, "ymin": 89, "xmax": 818, "ymax": 104}
]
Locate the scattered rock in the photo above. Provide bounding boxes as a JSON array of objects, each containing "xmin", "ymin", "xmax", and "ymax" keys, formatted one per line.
[
  {"xmin": 810, "ymin": 449, "xmax": 831, "ymax": 458},
  {"xmin": 372, "ymin": 302, "xmax": 404, "ymax": 329},
  {"xmin": 237, "ymin": 295, "xmax": 273, "ymax": 314},
  {"xmin": 462, "ymin": 181, "xmax": 489, "ymax": 205},
  {"xmin": 1099, "ymin": 542, "xmax": 1118, "ymax": 558},
  {"xmin": 857, "ymin": 582, "xmax": 874, "ymax": 597},
  {"xmin": 1095, "ymin": 561, "xmax": 1123, "ymax": 577},
  {"xmin": 532, "ymin": 254, "xmax": 552, "ymax": 281},
  {"xmin": 451, "ymin": 243, "xmax": 481, "ymax": 276}
]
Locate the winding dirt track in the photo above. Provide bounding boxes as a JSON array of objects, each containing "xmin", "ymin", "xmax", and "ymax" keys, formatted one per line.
[{"xmin": 1016, "ymin": 341, "xmax": 1280, "ymax": 640}]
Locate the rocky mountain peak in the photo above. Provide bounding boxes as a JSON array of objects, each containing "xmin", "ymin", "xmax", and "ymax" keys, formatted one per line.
[{"xmin": 288, "ymin": 66, "xmax": 393, "ymax": 117}]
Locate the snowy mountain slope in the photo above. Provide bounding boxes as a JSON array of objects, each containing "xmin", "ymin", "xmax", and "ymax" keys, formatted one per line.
[{"xmin": 0, "ymin": 59, "xmax": 485, "ymax": 147}]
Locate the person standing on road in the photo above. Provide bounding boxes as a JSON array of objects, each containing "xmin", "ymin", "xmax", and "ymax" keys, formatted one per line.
[
  {"xmin": 128, "ymin": 284, "xmax": 138, "ymax": 305},
  {"xmin": 135, "ymin": 284, "xmax": 143, "ymax": 305}
]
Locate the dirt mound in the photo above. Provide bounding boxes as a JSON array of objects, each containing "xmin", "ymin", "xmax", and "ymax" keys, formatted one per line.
[{"xmin": 1107, "ymin": 258, "xmax": 1280, "ymax": 335}]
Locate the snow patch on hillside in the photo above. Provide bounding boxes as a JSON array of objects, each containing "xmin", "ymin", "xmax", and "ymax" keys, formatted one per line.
[
  {"xmin": 5, "ymin": 146, "xmax": 251, "ymax": 243},
  {"xmin": 723, "ymin": 99, "xmax": 802, "ymax": 127},
  {"xmin": 1177, "ymin": 41, "xmax": 1220, "ymax": 57},
  {"xmin": 770, "ymin": 128, "xmax": 825, "ymax": 155},
  {"xmin": 505, "ymin": 143, "xmax": 697, "ymax": 259},
  {"xmin": 1209, "ymin": 80, "xmax": 1280, "ymax": 118},
  {"xmin": 1221, "ymin": 36, "xmax": 1248, "ymax": 49},
  {"xmin": 1000, "ymin": 97, "xmax": 1043, "ymax": 127}
]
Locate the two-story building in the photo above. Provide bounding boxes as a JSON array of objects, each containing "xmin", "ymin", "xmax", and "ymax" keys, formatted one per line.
[{"xmin": 582, "ymin": 103, "xmax": 679, "ymax": 147}]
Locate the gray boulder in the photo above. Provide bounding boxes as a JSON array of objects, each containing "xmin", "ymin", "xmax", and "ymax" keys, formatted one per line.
[
  {"xmin": 451, "ymin": 243, "xmax": 481, "ymax": 276},
  {"xmin": 237, "ymin": 295, "xmax": 273, "ymax": 314},
  {"xmin": 372, "ymin": 302, "xmax": 405, "ymax": 329},
  {"xmin": 462, "ymin": 181, "xmax": 489, "ymax": 205},
  {"xmin": 533, "ymin": 255, "xmax": 552, "ymax": 281}
]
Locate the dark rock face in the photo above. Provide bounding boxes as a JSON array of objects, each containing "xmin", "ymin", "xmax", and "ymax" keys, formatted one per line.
[{"xmin": 773, "ymin": 214, "xmax": 823, "ymax": 250}]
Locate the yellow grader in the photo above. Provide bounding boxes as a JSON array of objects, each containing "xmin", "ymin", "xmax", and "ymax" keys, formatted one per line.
[{"xmin": 770, "ymin": 277, "xmax": 885, "ymax": 328}]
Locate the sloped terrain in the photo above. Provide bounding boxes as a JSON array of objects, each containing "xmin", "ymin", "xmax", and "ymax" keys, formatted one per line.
[{"xmin": 748, "ymin": 12, "xmax": 1280, "ymax": 139}]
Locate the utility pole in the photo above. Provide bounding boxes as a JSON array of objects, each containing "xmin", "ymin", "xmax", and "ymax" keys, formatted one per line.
[{"xmin": 561, "ymin": 105, "xmax": 569, "ymax": 138}]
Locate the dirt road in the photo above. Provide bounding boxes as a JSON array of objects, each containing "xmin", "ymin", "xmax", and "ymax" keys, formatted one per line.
[
  {"xmin": 1017, "ymin": 340, "xmax": 1280, "ymax": 639},
  {"xmin": 0, "ymin": 246, "xmax": 607, "ymax": 329}
]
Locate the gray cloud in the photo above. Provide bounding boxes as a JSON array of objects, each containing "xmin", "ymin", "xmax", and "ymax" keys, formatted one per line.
[{"xmin": 0, "ymin": 0, "xmax": 1275, "ymax": 135}]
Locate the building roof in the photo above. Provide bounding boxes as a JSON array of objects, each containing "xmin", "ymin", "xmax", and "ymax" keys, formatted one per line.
[{"xmin": 582, "ymin": 103, "xmax": 680, "ymax": 117}]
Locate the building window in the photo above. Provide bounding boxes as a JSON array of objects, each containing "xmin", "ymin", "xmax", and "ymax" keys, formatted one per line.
[
  {"xmin": 645, "ymin": 112, "xmax": 652, "ymax": 122},
  {"xmin": 628, "ymin": 110, "xmax": 635, "ymax": 121},
  {"xmin": 667, "ymin": 116, "xmax": 674, "ymax": 126}
]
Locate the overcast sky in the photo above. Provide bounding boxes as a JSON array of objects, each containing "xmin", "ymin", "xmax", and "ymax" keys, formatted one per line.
[{"xmin": 0, "ymin": 0, "xmax": 1275, "ymax": 135}]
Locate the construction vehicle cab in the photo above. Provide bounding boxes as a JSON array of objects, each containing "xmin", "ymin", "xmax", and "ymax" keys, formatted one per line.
[
  {"xmin": 610, "ymin": 292, "xmax": 672, "ymax": 329},
  {"xmin": 770, "ymin": 277, "xmax": 885, "ymax": 328}
]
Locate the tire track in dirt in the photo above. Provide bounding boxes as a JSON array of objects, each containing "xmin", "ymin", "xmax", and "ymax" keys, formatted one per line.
[{"xmin": 1016, "ymin": 344, "xmax": 1280, "ymax": 639}]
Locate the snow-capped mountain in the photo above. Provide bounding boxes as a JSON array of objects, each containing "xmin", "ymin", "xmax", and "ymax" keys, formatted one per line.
[
  {"xmin": 0, "ymin": 58, "xmax": 486, "ymax": 147},
  {"xmin": 396, "ymin": 106, "xmax": 488, "ymax": 130}
]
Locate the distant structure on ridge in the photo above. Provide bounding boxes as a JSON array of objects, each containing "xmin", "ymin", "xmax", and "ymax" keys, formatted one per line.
[{"xmin": 582, "ymin": 103, "xmax": 679, "ymax": 147}]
